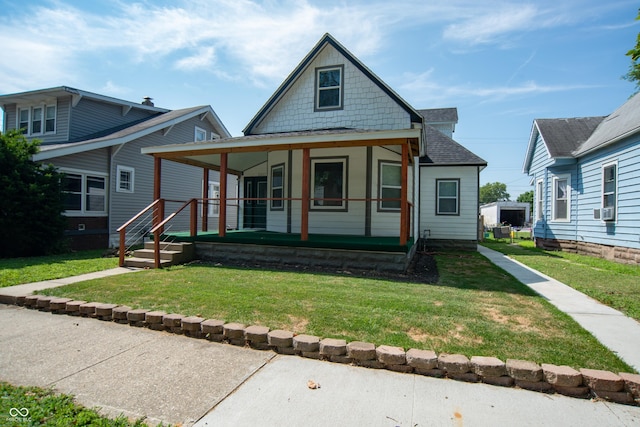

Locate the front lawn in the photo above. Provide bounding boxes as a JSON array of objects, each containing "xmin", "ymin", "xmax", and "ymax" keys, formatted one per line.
[
  {"xmin": 41, "ymin": 251, "xmax": 634, "ymax": 373},
  {"xmin": 481, "ymin": 240, "xmax": 640, "ymax": 322},
  {"xmin": 0, "ymin": 382, "xmax": 151, "ymax": 426},
  {"xmin": 0, "ymin": 250, "xmax": 119, "ymax": 288}
]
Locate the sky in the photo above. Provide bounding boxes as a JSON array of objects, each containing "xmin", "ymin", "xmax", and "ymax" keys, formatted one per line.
[{"xmin": 1, "ymin": 0, "xmax": 638, "ymax": 199}]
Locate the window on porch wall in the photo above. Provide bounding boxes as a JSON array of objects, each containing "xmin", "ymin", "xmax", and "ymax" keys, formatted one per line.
[
  {"xmin": 208, "ymin": 182, "xmax": 220, "ymax": 216},
  {"xmin": 379, "ymin": 162, "xmax": 401, "ymax": 210},
  {"xmin": 311, "ymin": 158, "xmax": 347, "ymax": 210}
]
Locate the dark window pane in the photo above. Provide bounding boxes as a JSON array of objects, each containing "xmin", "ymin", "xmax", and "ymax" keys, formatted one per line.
[
  {"xmin": 439, "ymin": 181, "xmax": 457, "ymax": 197},
  {"xmin": 63, "ymin": 193, "xmax": 81, "ymax": 211},
  {"xmin": 62, "ymin": 174, "xmax": 82, "ymax": 193},
  {"xmin": 382, "ymin": 164, "xmax": 400, "ymax": 186},
  {"xmin": 314, "ymin": 162, "xmax": 343, "ymax": 206},
  {"xmin": 319, "ymin": 70, "xmax": 340, "ymax": 87},
  {"xmin": 318, "ymin": 88, "xmax": 339, "ymax": 108},
  {"xmin": 439, "ymin": 199, "xmax": 457, "ymax": 213},
  {"xmin": 381, "ymin": 187, "xmax": 401, "ymax": 209}
]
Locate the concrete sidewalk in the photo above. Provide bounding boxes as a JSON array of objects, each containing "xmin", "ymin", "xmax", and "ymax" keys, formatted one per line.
[
  {"xmin": 478, "ymin": 245, "xmax": 640, "ymax": 372},
  {"xmin": 2, "ymin": 304, "xmax": 639, "ymax": 427}
]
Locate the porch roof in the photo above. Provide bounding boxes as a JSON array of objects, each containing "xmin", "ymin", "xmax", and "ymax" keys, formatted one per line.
[{"xmin": 141, "ymin": 127, "xmax": 421, "ymax": 174}]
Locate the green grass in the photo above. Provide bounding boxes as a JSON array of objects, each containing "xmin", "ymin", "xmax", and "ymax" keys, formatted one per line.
[
  {"xmin": 0, "ymin": 250, "xmax": 119, "ymax": 288},
  {"xmin": 0, "ymin": 382, "xmax": 152, "ymax": 426},
  {"xmin": 481, "ymin": 239, "xmax": 640, "ymax": 322},
  {"xmin": 41, "ymin": 251, "xmax": 634, "ymax": 373}
]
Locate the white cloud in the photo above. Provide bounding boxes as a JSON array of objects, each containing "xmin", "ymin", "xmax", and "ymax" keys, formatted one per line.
[{"xmin": 174, "ymin": 46, "xmax": 217, "ymax": 71}]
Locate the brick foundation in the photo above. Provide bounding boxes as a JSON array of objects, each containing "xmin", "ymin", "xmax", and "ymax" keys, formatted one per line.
[{"xmin": 536, "ymin": 238, "xmax": 640, "ymax": 265}]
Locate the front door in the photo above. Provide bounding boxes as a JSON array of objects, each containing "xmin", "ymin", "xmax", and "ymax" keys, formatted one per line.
[{"xmin": 243, "ymin": 177, "xmax": 267, "ymax": 229}]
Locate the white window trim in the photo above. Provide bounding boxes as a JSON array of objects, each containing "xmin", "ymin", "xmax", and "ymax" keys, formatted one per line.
[
  {"xmin": 551, "ymin": 174, "xmax": 571, "ymax": 222},
  {"xmin": 601, "ymin": 161, "xmax": 618, "ymax": 222},
  {"xmin": 116, "ymin": 165, "xmax": 135, "ymax": 193},
  {"xmin": 16, "ymin": 103, "xmax": 57, "ymax": 135},
  {"xmin": 60, "ymin": 168, "xmax": 108, "ymax": 217},
  {"xmin": 436, "ymin": 179, "xmax": 460, "ymax": 215},
  {"xmin": 536, "ymin": 179, "xmax": 544, "ymax": 221},
  {"xmin": 270, "ymin": 164, "xmax": 285, "ymax": 211},
  {"xmin": 378, "ymin": 161, "xmax": 401, "ymax": 211},
  {"xmin": 207, "ymin": 181, "xmax": 220, "ymax": 217},
  {"xmin": 195, "ymin": 126, "xmax": 207, "ymax": 142},
  {"xmin": 315, "ymin": 65, "xmax": 344, "ymax": 111},
  {"xmin": 310, "ymin": 157, "xmax": 348, "ymax": 211}
]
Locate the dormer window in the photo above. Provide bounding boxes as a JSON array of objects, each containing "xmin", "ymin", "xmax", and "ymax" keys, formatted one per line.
[{"xmin": 315, "ymin": 65, "xmax": 343, "ymax": 110}]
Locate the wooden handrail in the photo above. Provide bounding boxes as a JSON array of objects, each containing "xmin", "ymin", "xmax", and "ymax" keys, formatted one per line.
[{"xmin": 149, "ymin": 198, "xmax": 196, "ymax": 234}]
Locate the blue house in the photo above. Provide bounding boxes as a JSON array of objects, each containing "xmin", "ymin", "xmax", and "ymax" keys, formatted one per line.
[{"xmin": 522, "ymin": 93, "xmax": 640, "ymax": 263}]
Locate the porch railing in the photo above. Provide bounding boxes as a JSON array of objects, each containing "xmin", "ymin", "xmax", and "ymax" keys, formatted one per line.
[{"xmin": 118, "ymin": 196, "xmax": 412, "ymax": 268}]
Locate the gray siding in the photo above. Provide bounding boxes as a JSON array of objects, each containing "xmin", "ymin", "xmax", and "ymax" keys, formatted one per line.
[
  {"xmin": 69, "ymin": 97, "xmax": 158, "ymax": 141},
  {"xmin": 2, "ymin": 96, "xmax": 71, "ymax": 144},
  {"xmin": 109, "ymin": 115, "xmax": 238, "ymax": 245},
  {"xmin": 50, "ymin": 148, "xmax": 110, "ymax": 174}
]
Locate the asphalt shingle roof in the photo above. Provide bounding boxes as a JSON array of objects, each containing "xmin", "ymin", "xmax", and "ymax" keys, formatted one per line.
[
  {"xmin": 419, "ymin": 124, "xmax": 486, "ymax": 166},
  {"xmin": 535, "ymin": 117, "xmax": 605, "ymax": 157},
  {"xmin": 417, "ymin": 108, "xmax": 458, "ymax": 124}
]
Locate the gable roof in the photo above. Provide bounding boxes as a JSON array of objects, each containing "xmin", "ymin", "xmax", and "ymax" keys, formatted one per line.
[
  {"xmin": 574, "ymin": 92, "xmax": 640, "ymax": 156},
  {"xmin": 0, "ymin": 86, "xmax": 169, "ymax": 113},
  {"xmin": 243, "ymin": 33, "xmax": 423, "ymax": 135},
  {"xmin": 522, "ymin": 116, "xmax": 604, "ymax": 173},
  {"xmin": 418, "ymin": 108, "xmax": 458, "ymax": 125},
  {"xmin": 33, "ymin": 105, "xmax": 230, "ymax": 161},
  {"xmin": 419, "ymin": 124, "xmax": 486, "ymax": 167}
]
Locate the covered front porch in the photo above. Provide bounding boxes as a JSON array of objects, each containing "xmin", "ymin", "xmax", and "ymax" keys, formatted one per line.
[{"xmin": 119, "ymin": 128, "xmax": 421, "ymax": 269}]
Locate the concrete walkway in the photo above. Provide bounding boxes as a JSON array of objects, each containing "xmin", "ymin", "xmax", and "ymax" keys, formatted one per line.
[
  {"xmin": 1, "ymin": 305, "xmax": 639, "ymax": 427},
  {"xmin": 478, "ymin": 245, "xmax": 640, "ymax": 372}
]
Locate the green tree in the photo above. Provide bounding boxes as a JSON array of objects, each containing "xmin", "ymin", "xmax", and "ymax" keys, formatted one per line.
[
  {"xmin": 0, "ymin": 130, "xmax": 68, "ymax": 257},
  {"xmin": 480, "ymin": 182, "xmax": 510, "ymax": 204},
  {"xmin": 517, "ymin": 190, "xmax": 534, "ymax": 214},
  {"xmin": 623, "ymin": 9, "xmax": 640, "ymax": 93}
]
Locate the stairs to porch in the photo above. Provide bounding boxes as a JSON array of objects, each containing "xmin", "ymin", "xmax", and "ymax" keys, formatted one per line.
[{"xmin": 123, "ymin": 241, "xmax": 195, "ymax": 269}]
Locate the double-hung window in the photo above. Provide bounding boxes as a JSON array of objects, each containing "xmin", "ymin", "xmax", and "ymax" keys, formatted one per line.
[
  {"xmin": 311, "ymin": 157, "xmax": 347, "ymax": 210},
  {"xmin": 315, "ymin": 65, "xmax": 343, "ymax": 110},
  {"xmin": 116, "ymin": 165, "xmax": 135, "ymax": 193},
  {"xmin": 208, "ymin": 182, "xmax": 220, "ymax": 216},
  {"xmin": 32, "ymin": 107, "xmax": 43, "ymax": 134},
  {"xmin": 18, "ymin": 108, "xmax": 30, "ymax": 134},
  {"xmin": 379, "ymin": 162, "xmax": 401, "ymax": 210},
  {"xmin": 536, "ymin": 179, "xmax": 543, "ymax": 221},
  {"xmin": 602, "ymin": 163, "xmax": 617, "ymax": 214},
  {"xmin": 61, "ymin": 170, "xmax": 107, "ymax": 215},
  {"xmin": 436, "ymin": 179, "xmax": 460, "ymax": 215},
  {"xmin": 552, "ymin": 175, "xmax": 570, "ymax": 221},
  {"xmin": 271, "ymin": 164, "xmax": 284, "ymax": 210}
]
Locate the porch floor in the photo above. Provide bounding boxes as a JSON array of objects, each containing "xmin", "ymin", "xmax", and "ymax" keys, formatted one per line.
[{"xmin": 163, "ymin": 230, "xmax": 414, "ymax": 253}]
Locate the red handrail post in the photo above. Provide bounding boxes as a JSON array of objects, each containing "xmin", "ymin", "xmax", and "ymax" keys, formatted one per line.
[
  {"xmin": 119, "ymin": 229, "xmax": 125, "ymax": 267},
  {"xmin": 190, "ymin": 199, "xmax": 197, "ymax": 237},
  {"xmin": 301, "ymin": 148, "xmax": 310, "ymax": 241}
]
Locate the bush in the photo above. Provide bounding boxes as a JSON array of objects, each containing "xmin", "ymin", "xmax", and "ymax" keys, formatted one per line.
[{"xmin": 0, "ymin": 130, "xmax": 68, "ymax": 257}]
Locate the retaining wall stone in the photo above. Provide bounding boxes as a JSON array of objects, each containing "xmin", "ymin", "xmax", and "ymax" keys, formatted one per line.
[
  {"xmin": 182, "ymin": 316, "xmax": 205, "ymax": 338},
  {"xmin": 65, "ymin": 300, "xmax": 87, "ymax": 316},
  {"xmin": 162, "ymin": 313, "xmax": 185, "ymax": 333},
  {"xmin": 506, "ymin": 359, "xmax": 543, "ymax": 382},
  {"xmin": 406, "ymin": 349, "xmax": 438, "ymax": 370},
  {"xmin": 112, "ymin": 306, "xmax": 131, "ymax": 324},
  {"xmin": 438, "ymin": 354, "xmax": 471, "ymax": 375},
  {"xmin": 542, "ymin": 364, "xmax": 583, "ymax": 388},
  {"xmin": 347, "ymin": 341, "xmax": 376, "ymax": 361}
]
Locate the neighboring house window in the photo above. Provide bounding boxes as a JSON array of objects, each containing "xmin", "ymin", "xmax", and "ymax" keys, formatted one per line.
[
  {"xmin": 536, "ymin": 179, "xmax": 543, "ymax": 221},
  {"xmin": 32, "ymin": 107, "xmax": 43, "ymax": 134},
  {"xmin": 61, "ymin": 171, "xmax": 107, "ymax": 215},
  {"xmin": 116, "ymin": 165, "xmax": 135, "ymax": 193},
  {"xmin": 45, "ymin": 105, "xmax": 56, "ymax": 133},
  {"xmin": 602, "ymin": 162, "xmax": 617, "ymax": 211},
  {"xmin": 208, "ymin": 182, "xmax": 220, "ymax": 216},
  {"xmin": 552, "ymin": 175, "xmax": 570, "ymax": 221},
  {"xmin": 436, "ymin": 179, "xmax": 459, "ymax": 215},
  {"xmin": 379, "ymin": 162, "xmax": 401, "ymax": 211},
  {"xmin": 311, "ymin": 157, "xmax": 348, "ymax": 210},
  {"xmin": 315, "ymin": 65, "xmax": 343, "ymax": 110},
  {"xmin": 271, "ymin": 164, "xmax": 284, "ymax": 210},
  {"xmin": 17, "ymin": 104, "xmax": 56, "ymax": 135},
  {"xmin": 18, "ymin": 108, "xmax": 29, "ymax": 134},
  {"xmin": 195, "ymin": 126, "xmax": 206, "ymax": 142}
]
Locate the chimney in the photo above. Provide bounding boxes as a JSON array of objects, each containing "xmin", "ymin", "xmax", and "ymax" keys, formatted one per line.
[{"xmin": 142, "ymin": 96, "xmax": 154, "ymax": 106}]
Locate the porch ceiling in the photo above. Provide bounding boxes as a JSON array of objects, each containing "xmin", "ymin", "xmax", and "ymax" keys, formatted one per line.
[{"xmin": 141, "ymin": 128, "xmax": 421, "ymax": 174}]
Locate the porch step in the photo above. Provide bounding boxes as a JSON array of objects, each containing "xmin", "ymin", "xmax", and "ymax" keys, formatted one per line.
[{"xmin": 123, "ymin": 242, "xmax": 195, "ymax": 268}]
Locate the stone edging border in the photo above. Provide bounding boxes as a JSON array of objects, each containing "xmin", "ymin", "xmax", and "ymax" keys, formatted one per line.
[{"xmin": 3, "ymin": 293, "xmax": 640, "ymax": 406}]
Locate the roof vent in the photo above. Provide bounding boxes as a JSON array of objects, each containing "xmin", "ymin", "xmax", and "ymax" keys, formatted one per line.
[{"xmin": 142, "ymin": 96, "xmax": 154, "ymax": 106}]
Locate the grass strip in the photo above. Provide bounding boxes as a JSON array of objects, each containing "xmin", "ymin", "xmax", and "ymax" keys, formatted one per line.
[
  {"xmin": 0, "ymin": 250, "xmax": 118, "ymax": 288},
  {"xmin": 481, "ymin": 240, "xmax": 640, "ymax": 322}
]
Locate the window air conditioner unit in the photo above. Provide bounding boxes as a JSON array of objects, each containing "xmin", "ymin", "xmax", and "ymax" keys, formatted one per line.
[
  {"xmin": 601, "ymin": 207, "xmax": 615, "ymax": 221},
  {"xmin": 593, "ymin": 208, "xmax": 601, "ymax": 220}
]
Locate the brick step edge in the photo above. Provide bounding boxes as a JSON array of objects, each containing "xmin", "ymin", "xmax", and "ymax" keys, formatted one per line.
[{"xmin": 3, "ymin": 295, "xmax": 639, "ymax": 407}]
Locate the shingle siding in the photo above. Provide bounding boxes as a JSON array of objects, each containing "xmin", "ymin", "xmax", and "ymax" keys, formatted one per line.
[{"xmin": 253, "ymin": 44, "xmax": 410, "ymax": 134}]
